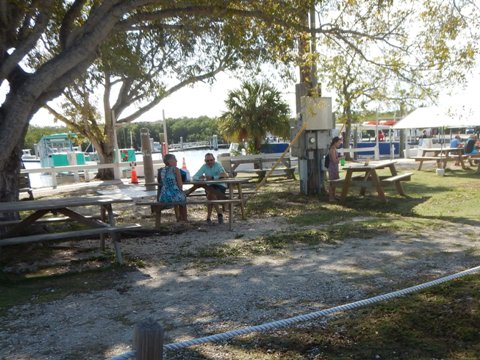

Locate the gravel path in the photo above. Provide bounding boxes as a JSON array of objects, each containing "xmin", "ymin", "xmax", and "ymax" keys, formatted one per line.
[{"xmin": 0, "ymin": 210, "xmax": 478, "ymax": 360}]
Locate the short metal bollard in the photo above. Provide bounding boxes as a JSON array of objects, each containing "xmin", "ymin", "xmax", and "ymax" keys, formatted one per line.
[{"xmin": 134, "ymin": 319, "xmax": 164, "ymax": 360}]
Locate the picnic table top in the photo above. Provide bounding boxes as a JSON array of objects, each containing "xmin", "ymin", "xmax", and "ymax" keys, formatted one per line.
[
  {"xmin": 187, "ymin": 178, "xmax": 251, "ymax": 185},
  {"xmin": 0, "ymin": 196, "xmax": 132, "ymax": 212},
  {"xmin": 342, "ymin": 160, "xmax": 397, "ymax": 171}
]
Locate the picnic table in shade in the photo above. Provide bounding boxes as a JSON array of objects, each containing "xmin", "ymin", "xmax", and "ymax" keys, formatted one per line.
[
  {"xmin": 0, "ymin": 196, "xmax": 138, "ymax": 264},
  {"xmin": 138, "ymin": 177, "xmax": 251, "ymax": 230}
]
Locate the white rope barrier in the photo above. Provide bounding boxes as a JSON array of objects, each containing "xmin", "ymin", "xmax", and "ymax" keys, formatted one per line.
[{"xmin": 108, "ymin": 265, "xmax": 480, "ymax": 359}]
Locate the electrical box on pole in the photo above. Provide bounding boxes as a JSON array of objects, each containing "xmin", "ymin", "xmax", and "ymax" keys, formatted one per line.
[{"xmin": 293, "ymin": 95, "xmax": 334, "ymax": 196}]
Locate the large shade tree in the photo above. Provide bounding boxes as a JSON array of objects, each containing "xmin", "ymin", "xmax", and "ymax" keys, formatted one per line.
[
  {"xmin": 43, "ymin": 28, "xmax": 237, "ymax": 179},
  {"xmin": 0, "ymin": 1, "xmax": 307, "ymax": 202},
  {"xmin": 1, "ymin": 1, "xmax": 479, "ymax": 202},
  {"xmin": 219, "ymin": 81, "xmax": 290, "ymax": 153}
]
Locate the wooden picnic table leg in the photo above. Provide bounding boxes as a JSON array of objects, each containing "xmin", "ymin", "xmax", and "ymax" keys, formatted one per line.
[
  {"xmin": 388, "ymin": 163, "xmax": 398, "ymax": 176},
  {"xmin": 236, "ymin": 183, "xmax": 246, "ymax": 220},
  {"xmin": 100, "ymin": 206, "xmax": 107, "ymax": 250},
  {"xmin": 388, "ymin": 163, "xmax": 405, "ymax": 196},
  {"xmin": 417, "ymin": 160, "xmax": 424, "ymax": 170},
  {"xmin": 370, "ymin": 170, "xmax": 387, "ymax": 202},
  {"xmin": 359, "ymin": 170, "xmax": 372, "ymax": 197},
  {"xmin": 228, "ymin": 184, "xmax": 234, "ymax": 230},
  {"xmin": 102, "ymin": 204, "xmax": 123, "ymax": 264},
  {"xmin": 1, "ymin": 209, "xmax": 49, "ymax": 238},
  {"xmin": 151, "ymin": 205, "xmax": 162, "ymax": 229},
  {"xmin": 393, "ymin": 181, "xmax": 406, "ymax": 196},
  {"xmin": 340, "ymin": 170, "xmax": 353, "ymax": 201}
]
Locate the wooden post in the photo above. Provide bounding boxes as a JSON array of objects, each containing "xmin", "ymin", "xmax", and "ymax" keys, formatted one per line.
[
  {"xmin": 134, "ymin": 319, "xmax": 164, "ymax": 360},
  {"xmin": 141, "ymin": 129, "xmax": 156, "ymax": 191}
]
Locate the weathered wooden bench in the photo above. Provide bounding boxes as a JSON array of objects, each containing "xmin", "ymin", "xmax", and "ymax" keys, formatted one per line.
[
  {"xmin": 467, "ymin": 154, "xmax": 480, "ymax": 164},
  {"xmin": 254, "ymin": 167, "xmax": 297, "ymax": 181},
  {"xmin": 381, "ymin": 173, "xmax": 413, "ymax": 182},
  {"xmin": 381, "ymin": 172, "xmax": 413, "ymax": 196},
  {"xmin": 136, "ymin": 199, "xmax": 243, "ymax": 230},
  {"xmin": 0, "ymin": 224, "xmax": 141, "ymax": 264},
  {"xmin": 414, "ymin": 155, "xmax": 469, "ymax": 170},
  {"xmin": 328, "ymin": 174, "xmax": 365, "ymax": 185},
  {"xmin": 0, "ymin": 214, "xmax": 106, "ymax": 227}
]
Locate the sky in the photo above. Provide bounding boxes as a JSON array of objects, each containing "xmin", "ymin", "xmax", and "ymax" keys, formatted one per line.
[
  {"xmin": 28, "ymin": 72, "xmax": 299, "ymax": 127},
  {"xmin": 29, "ymin": 66, "xmax": 480, "ymax": 128}
]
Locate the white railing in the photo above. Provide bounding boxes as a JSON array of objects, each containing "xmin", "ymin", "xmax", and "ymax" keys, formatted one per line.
[
  {"xmin": 169, "ymin": 141, "xmax": 211, "ymax": 150},
  {"xmin": 21, "ymin": 160, "xmax": 164, "ymax": 189},
  {"xmin": 340, "ymin": 145, "xmax": 380, "ymax": 160}
]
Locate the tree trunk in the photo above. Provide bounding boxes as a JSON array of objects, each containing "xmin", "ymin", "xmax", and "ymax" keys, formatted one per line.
[
  {"xmin": 0, "ymin": 128, "xmax": 28, "ymax": 219},
  {"xmin": 94, "ymin": 141, "xmax": 115, "ymax": 180},
  {"xmin": 0, "ymin": 145, "xmax": 23, "ymax": 203}
]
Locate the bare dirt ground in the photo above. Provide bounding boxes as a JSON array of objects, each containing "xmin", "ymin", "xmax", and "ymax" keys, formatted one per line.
[{"xmin": 1, "ymin": 168, "xmax": 479, "ymax": 360}]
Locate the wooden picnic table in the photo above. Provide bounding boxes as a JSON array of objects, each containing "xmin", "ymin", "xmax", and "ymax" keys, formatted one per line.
[
  {"xmin": 138, "ymin": 178, "xmax": 251, "ymax": 230},
  {"xmin": 340, "ymin": 160, "xmax": 412, "ymax": 202},
  {"xmin": 226, "ymin": 154, "xmax": 294, "ymax": 177},
  {"xmin": 0, "ymin": 196, "xmax": 137, "ymax": 264},
  {"xmin": 415, "ymin": 147, "xmax": 467, "ymax": 170}
]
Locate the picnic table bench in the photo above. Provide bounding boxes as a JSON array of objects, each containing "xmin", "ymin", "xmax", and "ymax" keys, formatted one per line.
[
  {"xmin": 414, "ymin": 147, "xmax": 468, "ymax": 170},
  {"xmin": 466, "ymin": 154, "xmax": 480, "ymax": 173},
  {"xmin": 413, "ymin": 156, "xmax": 469, "ymax": 170},
  {"xmin": 0, "ymin": 196, "xmax": 139, "ymax": 264},
  {"xmin": 338, "ymin": 161, "xmax": 412, "ymax": 202},
  {"xmin": 136, "ymin": 198, "xmax": 243, "ymax": 230},
  {"xmin": 138, "ymin": 178, "xmax": 250, "ymax": 230},
  {"xmin": 239, "ymin": 166, "xmax": 297, "ymax": 180},
  {"xmin": 222, "ymin": 154, "xmax": 295, "ymax": 178}
]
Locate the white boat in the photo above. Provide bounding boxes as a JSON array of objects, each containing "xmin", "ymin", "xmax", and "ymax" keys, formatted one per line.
[{"xmin": 21, "ymin": 149, "xmax": 39, "ymax": 162}]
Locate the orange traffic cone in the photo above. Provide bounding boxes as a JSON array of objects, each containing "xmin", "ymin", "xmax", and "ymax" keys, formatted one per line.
[
  {"xmin": 181, "ymin": 157, "xmax": 191, "ymax": 182},
  {"xmin": 130, "ymin": 162, "xmax": 139, "ymax": 184}
]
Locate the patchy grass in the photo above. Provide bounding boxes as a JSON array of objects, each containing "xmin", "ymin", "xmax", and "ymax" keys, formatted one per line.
[
  {"xmin": 170, "ymin": 273, "xmax": 480, "ymax": 360},
  {"xmin": 247, "ymin": 167, "xmax": 480, "ymax": 230},
  {"xmin": 0, "ymin": 265, "xmax": 132, "ymax": 316},
  {"xmin": 1, "ymin": 165, "xmax": 479, "ymax": 358}
]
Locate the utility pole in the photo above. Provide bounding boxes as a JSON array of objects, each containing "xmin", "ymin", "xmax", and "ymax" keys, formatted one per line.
[{"xmin": 292, "ymin": 6, "xmax": 334, "ymax": 197}]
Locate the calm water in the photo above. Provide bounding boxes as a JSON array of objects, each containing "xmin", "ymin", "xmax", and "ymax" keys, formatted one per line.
[{"xmin": 24, "ymin": 148, "xmax": 229, "ymax": 188}]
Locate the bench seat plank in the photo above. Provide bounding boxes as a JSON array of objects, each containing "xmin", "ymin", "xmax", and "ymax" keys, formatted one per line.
[
  {"xmin": 382, "ymin": 173, "xmax": 413, "ymax": 182},
  {"xmin": 0, "ymin": 224, "xmax": 141, "ymax": 264},
  {"xmin": 136, "ymin": 199, "xmax": 243, "ymax": 230},
  {"xmin": 0, "ymin": 224, "xmax": 140, "ymax": 247}
]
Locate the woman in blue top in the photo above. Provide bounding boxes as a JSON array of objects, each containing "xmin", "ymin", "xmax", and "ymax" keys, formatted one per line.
[{"xmin": 158, "ymin": 154, "xmax": 187, "ymax": 222}]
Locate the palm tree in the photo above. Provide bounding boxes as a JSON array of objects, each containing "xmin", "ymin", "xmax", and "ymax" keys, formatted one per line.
[{"xmin": 219, "ymin": 81, "xmax": 290, "ymax": 153}]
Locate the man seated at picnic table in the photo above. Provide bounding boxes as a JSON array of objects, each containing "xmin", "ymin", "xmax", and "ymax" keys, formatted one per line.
[
  {"xmin": 450, "ymin": 135, "xmax": 463, "ymax": 165},
  {"xmin": 186, "ymin": 153, "xmax": 229, "ymax": 224},
  {"xmin": 450, "ymin": 134, "xmax": 463, "ymax": 149}
]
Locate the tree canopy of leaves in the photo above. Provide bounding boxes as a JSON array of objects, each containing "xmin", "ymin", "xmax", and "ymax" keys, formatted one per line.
[{"xmin": 219, "ymin": 81, "xmax": 291, "ymax": 153}]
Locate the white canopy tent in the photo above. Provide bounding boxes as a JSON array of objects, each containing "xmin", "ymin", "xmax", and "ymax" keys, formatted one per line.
[{"xmin": 393, "ymin": 105, "xmax": 480, "ymax": 129}]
